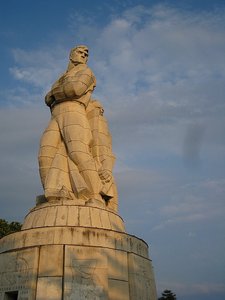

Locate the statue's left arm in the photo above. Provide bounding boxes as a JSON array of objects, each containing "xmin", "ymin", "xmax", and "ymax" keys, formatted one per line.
[
  {"xmin": 63, "ymin": 67, "xmax": 96, "ymax": 98},
  {"xmin": 49, "ymin": 66, "xmax": 96, "ymax": 105}
]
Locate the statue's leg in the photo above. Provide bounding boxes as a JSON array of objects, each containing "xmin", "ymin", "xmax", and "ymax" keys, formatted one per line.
[
  {"xmin": 58, "ymin": 109, "xmax": 103, "ymax": 200},
  {"xmin": 38, "ymin": 117, "xmax": 61, "ymax": 188},
  {"xmin": 65, "ymin": 133, "xmax": 103, "ymax": 199}
]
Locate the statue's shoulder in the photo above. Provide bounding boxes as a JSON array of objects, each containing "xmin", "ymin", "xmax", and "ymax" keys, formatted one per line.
[
  {"xmin": 66, "ymin": 64, "xmax": 94, "ymax": 77},
  {"xmin": 78, "ymin": 64, "xmax": 95, "ymax": 76}
]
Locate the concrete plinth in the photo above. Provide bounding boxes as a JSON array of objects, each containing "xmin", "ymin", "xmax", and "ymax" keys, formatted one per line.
[{"xmin": 0, "ymin": 201, "xmax": 157, "ymax": 300}]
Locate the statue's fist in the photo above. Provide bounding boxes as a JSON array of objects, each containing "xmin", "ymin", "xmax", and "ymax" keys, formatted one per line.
[{"xmin": 98, "ymin": 169, "xmax": 112, "ymax": 183}]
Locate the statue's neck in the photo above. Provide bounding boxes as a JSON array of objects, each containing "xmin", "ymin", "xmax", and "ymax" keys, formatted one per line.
[{"xmin": 67, "ymin": 61, "xmax": 86, "ymax": 71}]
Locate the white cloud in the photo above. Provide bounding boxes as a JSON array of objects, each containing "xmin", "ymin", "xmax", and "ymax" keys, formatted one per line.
[
  {"xmin": 0, "ymin": 106, "xmax": 49, "ymax": 220},
  {"xmin": 9, "ymin": 47, "xmax": 68, "ymax": 90},
  {"xmin": 10, "ymin": 66, "xmax": 55, "ymax": 89},
  {"xmin": 85, "ymin": 5, "xmax": 225, "ymax": 171},
  {"xmin": 151, "ymin": 177, "xmax": 225, "ymax": 231},
  {"xmin": 0, "ymin": 87, "xmax": 42, "ymax": 107},
  {"xmin": 8, "ymin": 5, "xmax": 225, "ymax": 136}
]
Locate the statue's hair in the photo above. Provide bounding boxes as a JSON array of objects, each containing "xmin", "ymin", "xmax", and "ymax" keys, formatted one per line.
[{"xmin": 91, "ymin": 99, "xmax": 103, "ymax": 109}]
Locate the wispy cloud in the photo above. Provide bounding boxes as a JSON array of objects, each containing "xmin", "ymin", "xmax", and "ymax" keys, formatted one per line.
[
  {"xmin": 152, "ymin": 178, "xmax": 225, "ymax": 230},
  {"xmin": 9, "ymin": 47, "xmax": 68, "ymax": 91}
]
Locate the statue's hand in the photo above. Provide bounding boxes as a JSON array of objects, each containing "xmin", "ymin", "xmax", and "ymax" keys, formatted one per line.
[{"xmin": 98, "ymin": 169, "xmax": 112, "ymax": 183}]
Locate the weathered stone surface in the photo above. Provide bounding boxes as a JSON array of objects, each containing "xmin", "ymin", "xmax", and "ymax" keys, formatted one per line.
[
  {"xmin": 36, "ymin": 277, "xmax": 62, "ymax": 300},
  {"xmin": 128, "ymin": 253, "xmax": 157, "ymax": 300},
  {"xmin": 39, "ymin": 245, "xmax": 63, "ymax": 276},
  {"xmin": 0, "ymin": 216, "xmax": 156, "ymax": 299},
  {"xmin": 22, "ymin": 201, "xmax": 125, "ymax": 232},
  {"xmin": 107, "ymin": 249, "xmax": 128, "ymax": 281},
  {"xmin": 0, "ymin": 227, "xmax": 148, "ymax": 258},
  {"xmin": 108, "ymin": 279, "xmax": 130, "ymax": 300},
  {"xmin": 64, "ymin": 246, "xmax": 108, "ymax": 299},
  {"xmin": 0, "ymin": 247, "xmax": 39, "ymax": 300}
]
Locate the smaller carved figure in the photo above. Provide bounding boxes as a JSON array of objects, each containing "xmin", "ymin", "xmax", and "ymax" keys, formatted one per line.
[{"xmin": 87, "ymin": 99, "xmax": 118, "ymax": 211}]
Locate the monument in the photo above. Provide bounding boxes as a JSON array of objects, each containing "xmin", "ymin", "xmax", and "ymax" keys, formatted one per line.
[{"xmin": 0, "ymin": 45, "xmax": 157, "ymax": 299}]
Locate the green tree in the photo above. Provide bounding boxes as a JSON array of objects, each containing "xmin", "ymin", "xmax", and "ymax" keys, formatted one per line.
[
  {"xmin": 0, "ymin": 219, "xmax": 22, "ymax": 238},
  {"xmin": 158, "ymin": 289, "xmax": 177, "ymax": 300}
]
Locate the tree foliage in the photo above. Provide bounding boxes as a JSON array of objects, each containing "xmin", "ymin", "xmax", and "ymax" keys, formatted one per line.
[
  {"xmin": 0, "ymin": 219, "xmax": 22, "ymax": 238},
  {"xmin": 158, "ymin": 289, "xmax": 177, "ymax": 300}
]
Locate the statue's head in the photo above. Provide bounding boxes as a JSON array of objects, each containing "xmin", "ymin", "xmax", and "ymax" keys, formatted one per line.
[
  {"xmin": 69, "ymin": 45, "xmax": 89, "ymax": 65},
  {"xmin": 91, "ymin": 99, "xmax": 104, "ymax": 116}
]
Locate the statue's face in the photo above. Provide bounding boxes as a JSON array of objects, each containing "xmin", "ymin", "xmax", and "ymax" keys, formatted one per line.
[
  {"xmin": 70, "ymin": 48, "xmax": 88, "ymax": 65},
  {"xmin": 99, "ymin": 107, "xmax": 104, "ymax": 116}
]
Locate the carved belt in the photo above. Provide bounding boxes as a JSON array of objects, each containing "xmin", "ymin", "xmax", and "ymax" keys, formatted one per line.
[{"xmin": 50, "ymin": 98, "xmax": 86, "ymax": 109}]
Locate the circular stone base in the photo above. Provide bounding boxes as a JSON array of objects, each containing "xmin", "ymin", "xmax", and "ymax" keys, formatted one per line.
[{"xmin": 22, "ymin": 200, "xmax": 125, "ymax": 232}]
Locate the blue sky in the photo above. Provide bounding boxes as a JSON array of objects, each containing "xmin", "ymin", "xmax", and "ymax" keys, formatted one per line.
[{"xmin": 0, "ymin": 0, "xmax": 225, "ymax": 299}]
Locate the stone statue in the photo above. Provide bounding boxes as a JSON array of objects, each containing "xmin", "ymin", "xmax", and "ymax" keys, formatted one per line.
[{"xmin": 38, "ymin": 45, "xmax": 117, "ymax": 210}]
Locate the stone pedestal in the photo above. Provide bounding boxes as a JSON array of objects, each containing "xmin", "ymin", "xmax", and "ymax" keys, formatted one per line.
[{"xmin": 0, "ymin": 200, "xmax": 157, "ymax": 300}]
